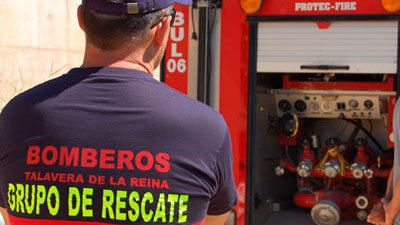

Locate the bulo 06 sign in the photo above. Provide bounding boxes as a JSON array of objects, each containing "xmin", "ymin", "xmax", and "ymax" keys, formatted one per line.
[{"xmin": 164, "ymin": 5, "xmax": 189, "ymax": 94}]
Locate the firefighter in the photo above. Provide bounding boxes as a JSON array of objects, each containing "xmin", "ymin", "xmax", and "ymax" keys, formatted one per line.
[
  {"xmin": 0, "ymin": 1, "xmax": 237, "ymax": 225},
  {"xmin": 368, "ymin": 98, "xmax": 400, "ymax": 225}
]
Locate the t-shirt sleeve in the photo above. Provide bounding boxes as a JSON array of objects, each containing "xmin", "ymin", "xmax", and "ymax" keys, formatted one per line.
[
  {"xmin": 0, "ymin": 192, "xmax": 5, "ymax": 208},
  {"xmin": 0, "ymin": 112, "xmax": 7, "ymax": 208},
  {"xmin": 207, "ymin": 128, "xmax": 238, "ymax": 215}
]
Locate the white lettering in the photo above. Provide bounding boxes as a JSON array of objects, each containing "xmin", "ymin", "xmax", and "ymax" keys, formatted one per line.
[
  {"xmin": 295, "ymin": 1, "xmax": 356, "ymax": 12},
  {"xmin": 335, "ymin": 2, "xmax": 341, "ymax": 10},
  {"xmin": 301, "ymin": 3, "xmax": 307, "ymax": 11},
  {"xmin": 166, "ymin": 59, "xmax": 187, "ymax": 73},
  {"xmin": 177, "ymin": 59, "xmax": 187, "ymax": 73},
  {"xmin": 323, "ymin": 3, "xmax": 330, "ymax": 10},
  {"xmin": 335, "ymin": 2, "xmax": 357, "ymax": 11},
  {"xmin": 171, "ymin": 43, "xmax": 183, "ymax": 57},
  {"xmin": 350, "ymin": 2, "xmax": 357, "ymax": 10},
  {"xmin": 344, "ymin": 2, "xmax": 351, "ymax": 10},
  {"xmin": 306, "ymin": 3, "xmax": 313, "ymax": 11},
  {"xmin": 170, "ymin": 27, "xmax": 184, "ymax": 42},
  {"xmin": 174, "ymin": 12, "xmax": 184, "ymax": 26},
  {"xmin": 295, "ymin": 3, "xmax": 301, "ymax": 11},
  {"xmin": 167, "ymin": 59, "xmax": 177, "ymax": 73},
  {"xmin": 167, "ymin": 9, "xmax": 187, "ymax": 75}
]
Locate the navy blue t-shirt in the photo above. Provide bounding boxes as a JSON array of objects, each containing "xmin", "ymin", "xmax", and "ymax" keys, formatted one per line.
[{"xmin": 0, "ymin": 67, "xmax": 237, "ymax": 225}]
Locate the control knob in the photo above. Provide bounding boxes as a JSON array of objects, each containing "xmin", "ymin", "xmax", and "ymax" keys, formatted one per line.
[
  {"xmin": 348, "ymin": 99, "xmax": 359, "ymax": 108},
  {"xmin": 322, "ymin": 102, "xmax": 332, "ymax": 112},
  {"xmin": 309, "ymin": 101, "xmax": 320, "ymax": 112},
  {"xmin": 311, "ymin": 201, "xmax": 341, "ymax": 225},
  {"xmin": 364, "ymin": 100, "xmax": 373, "ymax": 109},
  {"xmin": 278, "ymin": 99, "xmax": 291, "ymax": 112},
  {"xmin": 297, "ymin": 160, "xmax": 313, "ymax": 178},
  {"xmin": 364, "ymin": 169, "xmax": 374, "ymax": 179},
  {"xmin": 355, "ymin": 196, "xmax": 369, "ymax": 210},
  {"xmin": 324, "ymin": 160, "xmax": 340, "ymax": 178},
  {"xmin": 294, "ymin": 100, "xmax": 307, "ymax": 112},
  {"xmin": 350, "ymin": 162, "xmax": 367, "ymax": 179}
]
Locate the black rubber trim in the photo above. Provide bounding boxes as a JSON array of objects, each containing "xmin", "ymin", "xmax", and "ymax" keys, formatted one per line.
[{"xmin": 246, "ymin": 21, "xmax": 258, "ymax": 225}]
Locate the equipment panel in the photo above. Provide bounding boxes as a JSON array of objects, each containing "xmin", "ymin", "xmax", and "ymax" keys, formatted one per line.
[{"xmin": 272, "ymin": 89, "xmax": 395, "ymax": 119}]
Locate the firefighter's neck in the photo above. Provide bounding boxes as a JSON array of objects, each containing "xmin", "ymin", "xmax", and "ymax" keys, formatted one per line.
[{"xmin": 81, "ymin": 42, "xmax": 156, "ymax": 76}]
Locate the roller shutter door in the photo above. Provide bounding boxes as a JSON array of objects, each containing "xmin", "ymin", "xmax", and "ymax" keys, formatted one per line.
[{"xmin": 257, "ymin": 21, "xmax": 398, "ymax": 74}]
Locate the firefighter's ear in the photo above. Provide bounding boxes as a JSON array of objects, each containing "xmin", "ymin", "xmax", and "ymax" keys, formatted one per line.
[
  {"xmin": 77, "ymin": 5, "xmax": 86, "ymax": 32},
  {"xmin": 153, "ymin": 16, "xmax": 171, "ymax": 46}
]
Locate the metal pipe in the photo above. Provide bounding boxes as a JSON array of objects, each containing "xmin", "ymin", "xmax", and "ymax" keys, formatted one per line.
[{"xmin": 197, "ymin": 1, "xmax": 210, "ymax": 104}]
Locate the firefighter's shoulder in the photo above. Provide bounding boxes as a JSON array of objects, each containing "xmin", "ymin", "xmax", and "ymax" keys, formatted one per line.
[{"xmin": 155, "ymin": 81, "xmax": 228, "ymax": 149}]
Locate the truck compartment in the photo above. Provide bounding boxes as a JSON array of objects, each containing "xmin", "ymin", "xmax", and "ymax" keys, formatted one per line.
[{"xmin": 248, "ymin": 74, "xmax": 394, "ymax": 225}]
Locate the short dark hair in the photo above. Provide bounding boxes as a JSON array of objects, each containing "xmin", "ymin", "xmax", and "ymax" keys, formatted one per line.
[{"xmin": 81, "ymin": 2, "xmax": 163, "ymax": 51}]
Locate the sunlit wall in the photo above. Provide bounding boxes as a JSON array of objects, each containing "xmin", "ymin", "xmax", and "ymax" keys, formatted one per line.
[{"xmin": 1, "ymin": 0, "xmax": 84, "ymax": 110}]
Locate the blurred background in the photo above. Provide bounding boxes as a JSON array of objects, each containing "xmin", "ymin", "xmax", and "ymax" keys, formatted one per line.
[
  {"xmin": 0, "ymin": 0, "xmax": 85, "ymax": 223},
  {"xmin": 0, "ymin": 0, "xmax": 85, "ymax": 111}
]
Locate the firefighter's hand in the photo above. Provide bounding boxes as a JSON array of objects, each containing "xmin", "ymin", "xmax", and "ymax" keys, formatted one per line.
[
  {"xmin": 368, "ymin": 201, "xmax": 385, "ymax": 225},
  {"xmin": 377, "ymin": 198, "xmax": 399, "ymax": 225}
]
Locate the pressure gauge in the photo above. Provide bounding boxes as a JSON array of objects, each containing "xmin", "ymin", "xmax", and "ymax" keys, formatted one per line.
[
  {"xmin": 364, "ymin": 100, "xmax": 374, "ymax": 109},
  {"xmin": 348, "ymin": 99, "xmax": 359, "ymax": 108},
  {"xmin": 309, "ymin": 101, "xmax": 320, "ymax": 112},
  {"xmin": 294, "ymin": 100, "xmax": 307, "ymax": 112},
  {"xmin": 278, "ymin": 99, "xmax": 291, "ymax": 112},
  {"xmin": 322, "ymin": 102, "xmax": 332, "ymax": 112}
]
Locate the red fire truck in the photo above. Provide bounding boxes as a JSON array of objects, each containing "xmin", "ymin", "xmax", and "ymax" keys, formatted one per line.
[{"xmin": 164, "ymin": 0, "xmax": 400, "ymax": 224}]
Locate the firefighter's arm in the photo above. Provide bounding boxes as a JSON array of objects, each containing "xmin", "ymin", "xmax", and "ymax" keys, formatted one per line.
[
  {"xmin": 204, "ymin": 212, "xmax": 230, "ymax": 225},
  {"xmin": 379, "ymin": 176, "xmax": 400, "ymax": 225},
  {"xmin": 368, "ymin": 167, "xmax": 394, "ymax": 224},
  {"xmin": 0, "ymin": 207, "xmax": 10, "ymax": 225},
  {"xmin": 206, "ymin": 128, "xmax": 237, "ymax": 224},
  {"xmin": 385, "ymin": 167, "xmax": 394, "ymax": 200}
]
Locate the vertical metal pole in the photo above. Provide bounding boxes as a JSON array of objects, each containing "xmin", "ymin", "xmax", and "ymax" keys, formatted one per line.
[
  {"xmin": 197, "ymin": 2, "xmax": 210, "ymax": 104},
  {"xmin": 247, "ymin": 21, "xmax": 258, "ymax": 225}
]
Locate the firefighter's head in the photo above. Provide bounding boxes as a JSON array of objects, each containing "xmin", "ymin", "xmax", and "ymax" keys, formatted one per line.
[{"xmin": 77, "ymin": 0, "xmax": 191, "ymax": 70}]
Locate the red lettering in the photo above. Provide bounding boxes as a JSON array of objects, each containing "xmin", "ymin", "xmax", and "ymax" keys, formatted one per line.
[
  {"xmin": 81, "ymin": 148, "xmax": 98, "ymax": 168},
  {"xmin": 59, "ymin": 146, "xmax": 79, "ymax": 166},
  {"xmin": 26, "ymin": 146, "xmax": 167, "ymax": 173},
  {"xmin": 110, "ymin": 176, "xmax": 127, "ymax": 186},
  {"xmin": 24, "ymin": 171, "xmax": 31, "ymax": 180},
  {"xmin": 75, "ymin": 174, "xmax": 84, "ymax": 183},
  {"xmin": 43, "ymin": 173, "xmax": 50, "ymax": 181},
  {"xmin": 88, "ymin": 175, "xmax": 105, "ymax": 185},
  {"xmin": 135, "ymin": 151, "xmax": 154, "ymax": 171},
  {"xmin": 51, "ymin": 173, "xmax": 59, "ymax": 181},
  {"xmin": 29, "ymin": 172, "xmax": 37, "ymax": 181},
  {"xmin": 89, "ymin": 175, "xmax": 97, "ymax": 184},
  {"xmin": 24, "ymin": 171, "xmax": 85, "ymax": 184},
  {"xmin": 130, "ymin": 177, "xmax": 138, "ymax": 187},
  {"xmin": 27, "ymin": 146, "xmax": 40, "ymax": 164},
  {"xmin": 98, "ymin": 176, "xmax": 106, "ymax": 185},
  {"xmin": 117, "ymin": 150, "xmax": 134, "ymax": 170},
  {"xmin": 161, "ymin": 180, "xmax": 169, "ymax": 189},
  {"xmin": 67, "ymin": 174, "xmax": 75, "ymax": 183},
  {"xmin": 42, "ymin": 146, "xmax": 58, "ymax": 165},
  {"xmin": 128, "ymin": 177, "xmax": 169, "ymax": 189},
  {"xmin": 100, "ymin": 149, "xmax": 115, "ymax": 169},
  {"xmin": 139, "ymin": 178, "xmax": 146, "ymax": 187},
  {"xmin": 59, "ymin": 173, "xmax": 66, "ymax": 182},
  {"xmin": 117, "ymin": 177, "xmax": 126, "ymax": 186},
  {"xmin": 152, "ymin": 179, "xmax": 160, "ymax": 188},
  {"xmin": 155, "ymin": 153, "xmax": 171, "ymax": 173}
]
